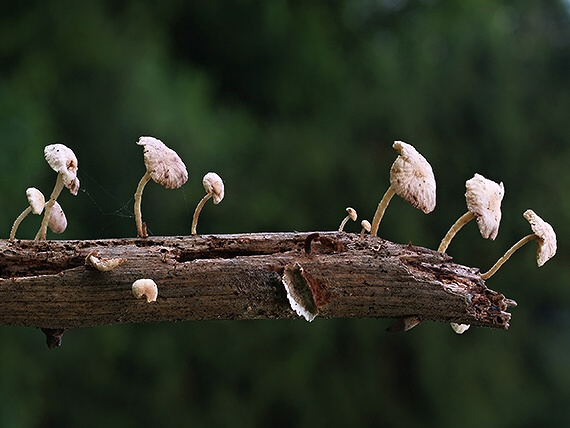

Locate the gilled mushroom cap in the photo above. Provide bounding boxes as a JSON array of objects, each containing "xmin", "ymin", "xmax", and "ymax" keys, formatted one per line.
[
  {"xmin": 523, "ymin": 209, "xmax": 557, "ymax": 267},
  {"xmin": 465, "ymin": 173, "xmax": 504, "ymax": 240},
  {"xmin": 44, "ymin": 144, "xmax": 79, "ymax": 195},
  {"xmin": 26, "ymin": 187, "xmax": 45, "ymax": 215},
  {"xmin": 203, "ymin": 172, "xmax": 224, "ymax": 204},
  {"xmin": 48, "ymin": 201, "xmax": 67, "ymax": 234},
  {"xmin": 389, "ymin": 141, "xmax": 436, "ymax": 214},
  {"xmin": 346, "ymin": 207, "xmax": 357, "ymax": 221},
  {"xmin": 137, "ymin": 136, "xmax": 188, "ymax": 189}
]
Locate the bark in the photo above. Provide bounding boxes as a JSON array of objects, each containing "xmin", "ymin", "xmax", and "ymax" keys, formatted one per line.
[{"xmin": 0, "ymin": 232, "xmax": 514, "ymax": 330}]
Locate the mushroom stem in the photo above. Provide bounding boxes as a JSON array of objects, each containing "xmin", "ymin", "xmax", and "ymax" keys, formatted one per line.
[
  {"xmin": 191, "ymin": 193, "xmax": 212, "ymax": 235},
  {"xmin": 134, "ymin": 171, "xmax": 152, "ymax": 238},
  {"xmin": 370, "ymin": 186, "xmax": 396, "ymax": 236},
  {"xmin": 9, "ymin": 207, "xmax": 33, "ymax": 242},
  {"xmin": 35, "ymin": 175, "xmax": 65, "ymax": 240},
  {"xmin": 480, "ymin": 234, "xmax": 536, "ymax": 280},
  {"xmin": 438, "ymin": 211, "xmax": 476, "ymax": 253},
  {"xmin": 338, "ymin": 215, "xmax": 351, "ymax": 232}
]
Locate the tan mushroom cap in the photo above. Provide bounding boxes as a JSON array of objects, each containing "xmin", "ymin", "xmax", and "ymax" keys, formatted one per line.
[
  {"xmin": 389, "ymin": 141, "xmax": 436, "ymax": 214},
  {"xmin": 137, "ymin": 136, "xmax": 188, "ymax": 189},
  {"xmin": 465, "ymin": 173, "xmax": 504, "ymax": 240},
  {"xmin": 523, "ymin": 209, "xmax": 557, "ymax": 267},
  {"xmin": 346, "ymin": 207, "xmax": 357, "ymax": 221},
  {"xmin": 132, "ymin": 278, "xmax": 158, "ymax": 303},
  {"xmin": 48, "ymin": 201, "xmax": 67, "ymax": 234},
  {"xmin": 203, "ymin": 172, "xmax": 224, "ymax": 204},
  {"xmin": 44, "ymin": 144, "xmax": 80, "ymax": 195},
  {"xmin": 26, "ymin": 188, "xmax": 45, "ymax": 215}
]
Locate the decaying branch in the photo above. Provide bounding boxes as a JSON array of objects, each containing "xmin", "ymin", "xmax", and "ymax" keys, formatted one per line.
[{"xmin": 0, "ymin": 232, "xmax": 514, "ymax": 330}]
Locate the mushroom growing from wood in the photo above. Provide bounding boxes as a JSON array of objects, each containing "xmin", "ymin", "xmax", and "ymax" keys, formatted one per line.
[
  {"xmin": 10, "ymin": 188, "xmax": 45, "ymax": 241},
  {"xmin": 481, "ymin": 209, "xmax": 557, "ymax": 280},
  {"xmin": 134, "ymin": 136, "xmax": 188, "ymax": 238},
  {"xmin": 438, "ymin": 173, "xmax": 504, "ymax": 253},
  {"xmin": 338, "ymin": 207, "xmax": 357, "ymax": 231},
  {"xmin": 35, "ymin": 144, "xmax": 79, "ymax": 240},
  {"xmin": 132, "ymin": 278, "xmax": 158, "ymax": 303},
  {"xmin": 370, "ymin": 141, "xmax": 436, "ymax": 236},
  {"xmin": 191, "ymin": 172, "xmax": 224, "ymax": 235}
]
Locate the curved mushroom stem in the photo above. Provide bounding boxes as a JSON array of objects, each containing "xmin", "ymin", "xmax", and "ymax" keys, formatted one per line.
[
  {"xmin": 35, "ymin": 175, "xmax": 65, "ymax": 240},
  {"xmin": 338, "ymin": 215, "xmax": 351, "ymax": 232},
  {"xmin": 480, "ymin": 234, "xmax": 537, "ymax": 280},
  {"xmin": 370, "ymin": 186, "xmax": 396, "ymax": 236},
  {"xmin": 191, "ymin": 193, "xmax": 213, "ymax": 235},
  {"xmin": 9, "ymin": 206, "xmax": 33, "ymax": 242},
  {"xmin": 134, "ymin": 171, "xmax": 152, "ymax": 238},
  {"xmin": 438, "ymin": 211, "xmax": 476, "ymax": 253}
]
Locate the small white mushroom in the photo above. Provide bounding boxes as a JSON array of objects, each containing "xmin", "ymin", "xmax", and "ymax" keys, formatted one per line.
[
  {"xmin": 360, "ymin": 219, "xmax": 371, "ymax": 240},
  {"xmin": 481, "ymin": 209, "xmax": 557, "ymax": 280},
  {"xmin": 438, "ymin": 173, "xmax": 504, "ymax": 253},
  {"xmin": 36, "ymin": 144, "xmax": 79, "ymax": 240},
  {"xmin": 134, "ymin": 136, "xmax": 188, "ymax": 237},
  {"xmin": 47, "ymin": 201, "xmax": 67, "ymax": 234},
  {"xmin": 370, "ymin": 141, "xmax": 436, "ymax": 236},
  {"xmin": 450, "ymin": 323, "xmax": 471, "ymax": 334},
  {"xmin": 338, "ymin": 207, "xmax": 358, "ymax": 231},
  {"xmin": 10, "ymin": 188, "xmax": 45, "ymax": 241},
  {"xmin": 191, "ymin": 172, "xmax": 225, "ymax": 235},
  {"xmin": 85, "ymin": 251, "xmax": 126, "ymax": 272},
  {"xmin": 132, "ymin": 278, "xmax": 158, "ymax": 303}
]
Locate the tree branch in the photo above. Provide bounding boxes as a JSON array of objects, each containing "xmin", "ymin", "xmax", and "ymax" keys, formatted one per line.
[{"xmin": 0, "ymin": 232, "xmax": 514, "ymax": 330}]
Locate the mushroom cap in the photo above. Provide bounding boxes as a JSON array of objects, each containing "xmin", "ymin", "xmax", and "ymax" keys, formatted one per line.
[
  {"xmin": 137, "ymin": 136, "xmax": 188, "ymax": 189},
  {"xmin": 48, "ymin": 201, "xmax": 67, "ymax": 234},
  {"xmin": 465, "ymin": 173, "xmax": 504, "ymax": 240},
  {"xmin": 389, "ymin": 141, "xmax": 436, "ymax": 214},
  {"xmin": 346, "ymin": 207, "xmax": 357, "ymax": 221},
  {"xmin": 361, "ymin": 220, "xmax": 371, "ymax": 232},
  {"xmin": 26, "ymin": 187, "xmax": 45, "ymax": 215},
  {"xmin": 132, "ymin": 278, "xmax": 158, "ymax": 303},
  {"xmin": 202, "ymin": 172, "xmax": 224, "ymax": 204},
  {"xmin": 44, "ymin": 144, "xmax": 79, "ymax": 194},
  {"xmin": 523, "ymin": 209, "xmax": 557, "ymax": 267}
]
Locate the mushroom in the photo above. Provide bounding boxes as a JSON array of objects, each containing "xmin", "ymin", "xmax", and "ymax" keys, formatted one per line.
[
  {"xmin": 134, "ymin": 136, "xmax": 188, "ymax": 237},
  {"xmin": 481, "ymin": 209, "xmax": 557, "ymax": 280},
  {"xmin": 47, "ymin": 201, "xmax": 67, "ymax": 234},
  {"xmin": 35, "ymin": 144, "xmax": 79, "ymax": 240},
  {"xmin": 360, "ymin": 219, "xmax": 371, "ymax": 240},
  {"xmin": 85, "ymin": 251, "xmax": 126, "ymax": 272},
  {"xmin": 10, "ymin": 188, "xmax": 45, "ymax": 241},
  {"xmin": 450, "ymin": 323, "xmax": 471, "ymax": 335},
  {"xmin": 338, "ymin": 207, "xmax": 357, "ymax": 231},
  {"xmin": 132, "ymin": 278, "xmax": 158, "ymax": 303},
  {"xmin": 370, "ymin": 141, "xmax": 436, "ymax": 236},
  {"xmin": 191, "ymin": 172, "xmax": 225, "ymax": 235},
  {"xmin": 438, "ymin": 173, "xmax": 505, "ymax": 253}
]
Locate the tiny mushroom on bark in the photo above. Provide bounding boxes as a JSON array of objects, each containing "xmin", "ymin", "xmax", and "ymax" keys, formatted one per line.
[
  {"xmin": 47, "ymin": 201, "xmax": 67, "ymax": 234},
  {"xmin": 10, "ymin": 188, "xmax": 45, "ymax": 241},
  {"xmin": 360, "ymin": 219, "xmax": 371, "ymax": 240},
  {"xmin": 191, "ymin": 172, "xmax": 225, "ymax": 235},
  {"xmin": 370, "ymin": 141, "xmax": 436, "ymax": 236},
  {"xmin": 132, "ymin": 278, "xmax": 158, "ymax": 303},
  {"xmin": 35, "ymin": 144, "xmax": 79, "ymax": 240},
  {"xmin": 481, "ymin": 209, "xmax": 557, "ymax": 280},
  {"xmin": 438, "ymin": 173, "xmax": 505, "ymax": 253},
  {"xmin": 134, "ymin": 136, "xmax": 188, "ymax": 237},
  {"xmin": 338, "ymin": 207, "xmax": 358, "ymax": 231},
  {"xmin": 85, "ymin": 251, "xmax": 126, "ymax": 272}
]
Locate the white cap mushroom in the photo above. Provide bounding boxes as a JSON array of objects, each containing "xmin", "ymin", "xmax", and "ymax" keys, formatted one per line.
[
  {"xmin": 9, "ymin": 188, "xmax": 46, "ymax": 241},
  {"xmin": 35, "ymin": 144, "xmax": 79, "ymax": 240},
  {"xmin": 47, "ymin": 201, "xmax": 67, "ymax": 234},
  {"xmin": 370, "ymin": 141, "xmax": 436, "ymax": 236},
  {"xmin": 338, "ymin": 207, "xmax": 358, "ymax": 231},
  {"xmin": 134, "ymin": 136, "xmax": 188, "ymax": 237},
  {"xmin": 360, "ymin": 219, "xmax": 372, "ymax": 240},
  {"xmin": 481, "ymin": 209, "xmax": 557, "ymax": 280},
  {"xmin": 191, "ymin": 172, "xmax": 225, "ymax": 235},
  {"xmin": 132, "ymin": 278, "xmax": 158, "ymax": 303},
  {"xmin": 438, "ymin": 173, "xmax": 505, "ymax": 253}
]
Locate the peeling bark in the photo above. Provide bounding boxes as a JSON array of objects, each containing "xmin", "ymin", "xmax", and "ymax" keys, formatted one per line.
[{"xmin": 0, "ymin": 232, "xmax": 514, "ymax": 330}]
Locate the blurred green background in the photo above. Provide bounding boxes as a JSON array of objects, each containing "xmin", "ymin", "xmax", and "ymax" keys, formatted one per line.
[{"xmin": 1, "ymin": 0, "xmax": 569, "ymax": 426}]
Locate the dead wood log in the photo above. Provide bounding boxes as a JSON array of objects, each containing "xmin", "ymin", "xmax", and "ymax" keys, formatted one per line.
[{"xmin": 0, "ymin": 232, "xmax": 514, "ymax": 330}]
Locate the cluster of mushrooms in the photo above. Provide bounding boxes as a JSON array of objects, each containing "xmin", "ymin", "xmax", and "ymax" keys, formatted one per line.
[
  {"xmin": 338, "ymin": 141, "xmax": 557, "ymax": 333},
  {"xmin": 9, "ymin": 136, "xmax": 225, "ymax": 303},
  {"xmin": 8, "ymin": 138, "xmax": 557, "ymax": 332}
]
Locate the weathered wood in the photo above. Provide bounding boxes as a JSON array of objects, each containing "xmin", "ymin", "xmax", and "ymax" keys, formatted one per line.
[{"xmin": 0, "ymin": 232, "xmax": 514, "ymax": 329}]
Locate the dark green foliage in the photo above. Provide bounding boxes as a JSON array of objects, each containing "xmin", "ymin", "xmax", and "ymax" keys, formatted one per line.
[{"xmin": 1, "ymin": 0, "xmax": 569, "ymax": 426}]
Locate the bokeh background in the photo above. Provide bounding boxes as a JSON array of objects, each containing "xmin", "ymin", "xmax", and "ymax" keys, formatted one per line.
[{"xmin": 1, "ymin": 1, "xmax": 569, "ymax": 426}]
